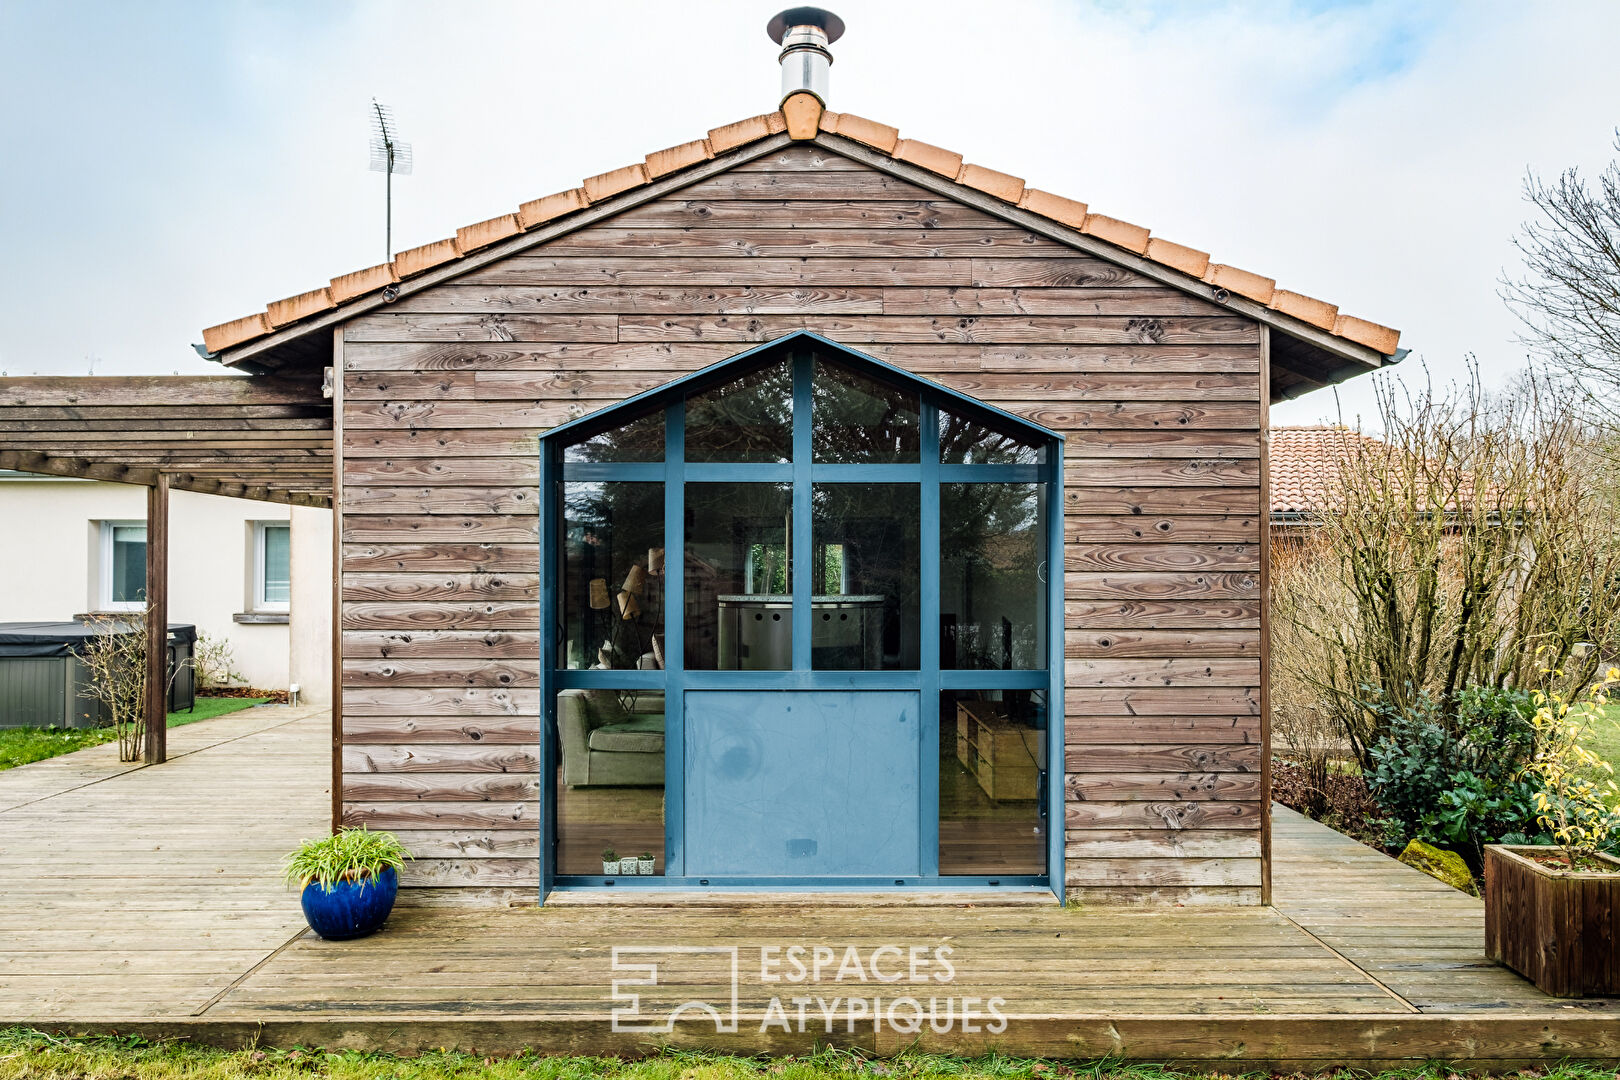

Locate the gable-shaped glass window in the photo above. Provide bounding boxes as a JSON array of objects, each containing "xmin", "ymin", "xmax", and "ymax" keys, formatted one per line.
[{"xmin": 543, "ymin": 333, "xmax": 1061, "ymax": 889}]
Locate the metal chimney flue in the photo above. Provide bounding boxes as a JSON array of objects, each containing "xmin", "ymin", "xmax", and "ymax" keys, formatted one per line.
[{"xmin": 767, "ymin": 7, "xmax": 844, "ymax": 106}]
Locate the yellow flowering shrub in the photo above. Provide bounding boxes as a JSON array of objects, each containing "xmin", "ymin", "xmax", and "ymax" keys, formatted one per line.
[{"xmin": 1525, "ymin": 667, "xmax": 1620, "ymax": 860}]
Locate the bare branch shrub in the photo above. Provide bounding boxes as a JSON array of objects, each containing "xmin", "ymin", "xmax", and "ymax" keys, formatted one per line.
[
  {"xmin": 77, "ymin": 612, "xmax": 148, "ymax": 761},
  {"xmin": 192, "ymin": 631, "xmax": 245, "ymax": 690},
  {"xmin": 1280, "ymin": 369, "xmax": 1620, "ymax": 771},
  {"xmin": 1503, "ymin": 133, "xmax": 1620, "ymax": 405}
]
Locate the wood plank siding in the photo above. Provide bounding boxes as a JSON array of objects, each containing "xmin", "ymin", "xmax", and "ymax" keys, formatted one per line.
[{"xmin": 338, "ymin": 145, "xmax": 1263, "ymax": 901}]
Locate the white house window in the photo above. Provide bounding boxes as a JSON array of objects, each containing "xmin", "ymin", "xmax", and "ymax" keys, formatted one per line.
[
  {"xmin": 254, "ymin": 522, "xmax": 291, "ymax": 611},
  {"xmin": 99, "ymin": 521, "xmax": 146, "ymax": 611}
]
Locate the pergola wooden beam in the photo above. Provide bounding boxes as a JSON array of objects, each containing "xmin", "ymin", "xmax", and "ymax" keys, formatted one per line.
[{"xmin": 0, "ymin": 373, "xmax": 334, "ymax": 506}]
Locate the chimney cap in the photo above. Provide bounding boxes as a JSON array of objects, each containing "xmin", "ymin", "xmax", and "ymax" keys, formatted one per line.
[{"xmin": 767, "ymin": 7, "xmax": 845, "ymax": 45}]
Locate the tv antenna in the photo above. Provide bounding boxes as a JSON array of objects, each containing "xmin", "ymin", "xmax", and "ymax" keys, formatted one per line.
[{"xmin": 368, "ymin": 99, "xmax": 412, "ymax": 261}]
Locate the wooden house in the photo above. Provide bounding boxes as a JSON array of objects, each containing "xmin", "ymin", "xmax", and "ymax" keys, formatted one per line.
[{"xmin": 0, "ymin": 9, "xmax": 1402, "ymax": 905}]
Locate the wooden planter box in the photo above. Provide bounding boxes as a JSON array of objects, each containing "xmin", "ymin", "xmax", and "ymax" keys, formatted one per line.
[{"xmin": 1483, "ymin": 844, "xmax": 1620, "ymax": 997}]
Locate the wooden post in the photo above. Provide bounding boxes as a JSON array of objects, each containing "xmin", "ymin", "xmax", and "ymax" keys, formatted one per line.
[
  {"xmin": 330, "ymin": 328, "xmax": 344, "ymax": 833},
  {"xmin": 144, "ymin": 472, "xmax": 169, "ymax": 764}
]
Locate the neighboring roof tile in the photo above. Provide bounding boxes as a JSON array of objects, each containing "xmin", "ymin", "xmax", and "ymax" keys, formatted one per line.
[
  {"xmin": 201, "ymin": 104, "xmax": 1402, "ymax": 362},
  {"xmin": 1270, "ymin": 426, "xmax": 1478, "ymax": 516},
  {"xmin": 1270, "ymin": 426, "xmax": 1383, "ymax": 515}
]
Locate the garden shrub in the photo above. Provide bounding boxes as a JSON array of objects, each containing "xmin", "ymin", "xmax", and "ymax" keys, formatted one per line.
[{"xmin": 1365, "ymin": 684, "xmax": 1546, "ymax": 867}]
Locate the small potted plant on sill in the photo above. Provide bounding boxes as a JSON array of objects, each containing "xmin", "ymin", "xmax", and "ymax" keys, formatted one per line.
[
  {"xmin": 1485, "ymin": 668, "xmax": 1620, "ymax": 997},
  {"xmin": 638, "ymin": 851, "xmax": 657, "ymax": 875},
  {"xmin": 283, "ymin": 828, "xmax": 410, "ymax": 941},
  {"xmin": 601, "ymin": 847, "xmax": 620, "ymax": 875}
]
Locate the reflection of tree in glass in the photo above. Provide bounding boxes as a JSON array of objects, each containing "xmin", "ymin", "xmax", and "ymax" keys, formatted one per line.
[
  {"xmin": 685, "ymin": 360, "xmax": 793, "ymax": 462},
  {"xmin": 563, "ymin": 482, "xmax": 663, "ymax": 670},
  {"xmin": 942, "ymin": 483, "xmax": 1042, "ymax": 669},
  {"xmin": 811, "ymin": 484, "xmax": 920, "ymax": 668},
  {"xmin": 562, "ymin": 408, "xmax": 664, "ymax": 463},
  {"xmin": 939, "ymin": 409, "xmax": 1043, "ymax": 465},
  {"xmin": 811, "ymin": 359, "xmax": 919, "ymax": 463}
]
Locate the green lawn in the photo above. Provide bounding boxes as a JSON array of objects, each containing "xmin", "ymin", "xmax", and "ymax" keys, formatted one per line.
[
  {"xmin": 0, "ymin": 1030, "xmax": 1615, "ymax": 1080},
  {"xmin": 0, "ymin": 696, "xmax": 269, "ymax": 771},
  {"xmin": 1593, "ymin": 702, "xmax": 1620, "ymax": 778}
]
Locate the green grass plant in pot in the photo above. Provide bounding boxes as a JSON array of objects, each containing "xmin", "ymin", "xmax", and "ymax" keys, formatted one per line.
[{"xmin": 283, "ymin": 828, "xmax": 411, "ymax": 940}]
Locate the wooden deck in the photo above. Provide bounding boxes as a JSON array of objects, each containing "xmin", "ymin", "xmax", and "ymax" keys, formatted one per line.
[{"xmin": 2, "ymin": 704, "xmax": 1616, "ymax": 1067}]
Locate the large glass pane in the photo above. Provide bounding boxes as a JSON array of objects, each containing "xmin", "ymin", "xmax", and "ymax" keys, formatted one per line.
[
  {"xmin": 812, "ymin": 356, "xmax": 919, "ymax": 463},
  {"xmin": 685, "ymin": 482, "xmax": 792, "ymax": 670},
  {"xmin": 940, "ymin": 689, "xmax": 1047, "ymax": 875},
  {"xmin": 562, "ymin": 407, "xmax": 664, "ymax": 463},
  {"xmin": 811, "ymin": 484, "xmax": 919, "ymax": 669},
  {"xmin": 684, "ymin": 358, "xmax": 793, "ymax": 463},
  {"xmin": 939, "ymin": 408, "xmax": 1046, "ymax": 465},
  {"xmin": 941, "ymin": 483, "xmax": 1046, "ymax": 670},
  {"xmin": 111, "ymin": 525, "xmax": 146, "ymax": 604},
  {"xmin": 561, "ymin": 482, "xmax": 664, "ymax": 670},
  {"xmin": 556, "ymin": 690, "xmax": 665, "ymax": 877},
  {"xmin": 261, "ymin": 524, "xmax": 291, "ymax": 606}
]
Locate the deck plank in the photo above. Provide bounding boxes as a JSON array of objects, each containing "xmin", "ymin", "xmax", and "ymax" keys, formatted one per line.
[{"xmin": 2, "ymin": 710, "xmax": 1615, "ymax": 1062}]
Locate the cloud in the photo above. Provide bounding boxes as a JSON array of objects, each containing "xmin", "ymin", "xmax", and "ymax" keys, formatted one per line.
[{"xmin": 2, "ymin": 0, "xmax": 1617, "ymax": 431}]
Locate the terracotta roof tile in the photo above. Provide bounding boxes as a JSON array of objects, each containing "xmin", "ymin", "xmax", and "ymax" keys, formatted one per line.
[
  {"xmin": 393, "ymin": 238, "xmax": 462, "ymax": 279},
  {"xmin": 1268, "ymin": 289, "xmax": 1338, "ymax": 332},
  {"xmin": 329, "ymin": 263, "xmax": 398, "ymax": 304},
  {"xmin": 1144, "ymin": 237, "xmax": 1210, "ymax": 279},
  {"xmin": 780, "ymin": 92, "xmax": 822, "ymax": 140},
  {"xmin": 456, "ymin": 213, "xmax": 521, "ymax": 253},
  {"xmin": 893, "ymin": 139, "xmax": 963, "ymax": 178},
  {"xmin": 1017, "ymin": 188, "xmax": 1088, "ymax": 229},
  {"xmin": 1270, "ymin": 426, "xmax": 1383, "ymax": 515},
  {"xmin": 201, "ymin": 104, "xmax": 1402, "ymax": 362},
  {"xmin": 1333, "ymin": 313, "xmax": 1401, "ymax": 355},
  {"xmin": 517, "ymin": 188, "xmax": 589, "ymax": 230},
  {"xmin": 644, "ymin": 139, "xmax": 713, "ymax": 181},
  {"xmin": 1081, "ymin": 213, "xmax": 1151, "ymax": 254},
  {"xmin": 582, "ymin": 162, "xmax": 649, "ymax": 203},
  {"xmin": 1205, "ymin": 263, "xmax": 1276, "ymax": 305},
  {"xmin": 265, "ymin": 287, "xmax": 334, "ymax": 328},
  {"xmin": 957, "ymin": 163, "xmax": 1024, "ymax": 204},
  {"xmin": 828, "ymin": 112, "xmax": 899, "ymax": 153},
  {"xmin": 202, "ymin": 312, "xmax": 272, "ymax": 354}
]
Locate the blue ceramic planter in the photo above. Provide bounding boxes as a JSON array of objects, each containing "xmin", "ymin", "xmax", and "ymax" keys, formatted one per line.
[{"xmin": 299, "ymin": 866, "xmax": 398, "ymax": 940}]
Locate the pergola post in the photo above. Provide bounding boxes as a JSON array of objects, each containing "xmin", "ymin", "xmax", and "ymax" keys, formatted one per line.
[{"xmin": 144, "ymin": 472, "xmax": 169, "ymax": 764}]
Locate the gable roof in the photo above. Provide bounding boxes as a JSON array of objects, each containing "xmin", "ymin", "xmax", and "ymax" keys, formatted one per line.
[{"xmin": 201, "ymin": 93, "xmax": 1402, "ymax": 393}]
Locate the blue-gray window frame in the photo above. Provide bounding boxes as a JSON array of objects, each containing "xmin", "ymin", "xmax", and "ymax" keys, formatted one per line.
[{"xmin": 537, "ymin": 332, "xmax": 1065, "ymax": 900}]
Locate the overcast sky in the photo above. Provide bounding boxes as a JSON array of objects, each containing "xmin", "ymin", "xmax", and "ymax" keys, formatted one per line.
[{"xmin": 2, "ymin": 0, "xmax": 1617, "ymax": 425}]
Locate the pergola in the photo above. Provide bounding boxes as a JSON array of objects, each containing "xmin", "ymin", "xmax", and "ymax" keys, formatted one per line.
[{"xmin": 0, "ymin": 374, "xmax": 332, "ymax": 762}]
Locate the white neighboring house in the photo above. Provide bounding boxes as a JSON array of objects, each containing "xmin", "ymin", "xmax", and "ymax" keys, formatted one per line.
[{"xmin": 0, "ymin": 471, "xmax": 330, "ymax": 698}]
